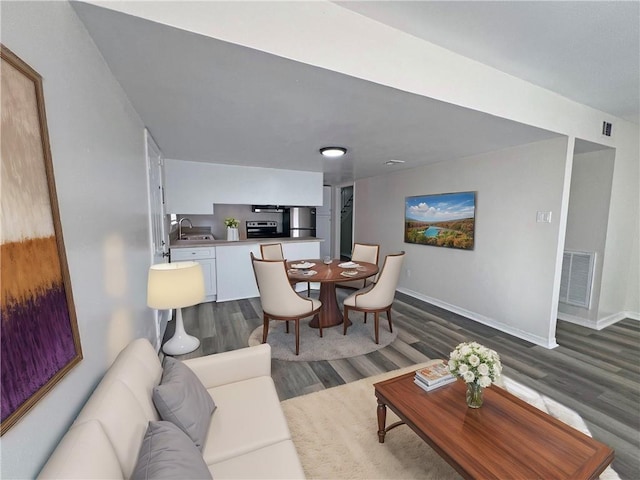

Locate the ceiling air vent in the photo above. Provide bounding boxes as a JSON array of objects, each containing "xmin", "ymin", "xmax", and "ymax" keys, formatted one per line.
[{"xmin": 602, "ymin": 121, "xmax": 612, "ymax": 137}]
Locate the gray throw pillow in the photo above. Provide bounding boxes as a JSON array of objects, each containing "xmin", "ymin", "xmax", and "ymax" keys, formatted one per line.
[
  {"xmin": 131, "ymin": 421, "xmax": 212, "ymax": 480},
  {"xmin": 152, "ymin": 357, "xmax": 216, "ymax": 450}
]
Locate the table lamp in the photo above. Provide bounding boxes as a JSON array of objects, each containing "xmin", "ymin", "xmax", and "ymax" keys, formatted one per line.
[{"xmin": 147, "ymin": 261, "xmax": 205, "ymax": 355}]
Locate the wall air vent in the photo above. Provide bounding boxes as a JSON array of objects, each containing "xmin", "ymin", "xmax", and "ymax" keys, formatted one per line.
[
  {"xmin": 560, "ymin": 250, "xmax": 596, "ymax": 308},
  {"xmin": 602, "ymin": 121, "xmax": 612, "ymax": 137}
]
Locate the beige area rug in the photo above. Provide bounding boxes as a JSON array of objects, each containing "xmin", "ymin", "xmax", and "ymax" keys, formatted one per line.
[
  {"xmin": 281, "ymin": 363, "xmax": 620, "ymax": 480},
  {"xmin": 248, "ymin": 316, "xmax": 397, "ymax": 361}
]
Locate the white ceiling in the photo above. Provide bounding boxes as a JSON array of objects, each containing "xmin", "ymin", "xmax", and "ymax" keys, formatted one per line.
[
  {"xmin": 338, "ymin": 1, "xmax": 640, "ymax": 125},
  {"xmin": 73, "ymin": 1, "xmax": 636, "ymax": 185}
]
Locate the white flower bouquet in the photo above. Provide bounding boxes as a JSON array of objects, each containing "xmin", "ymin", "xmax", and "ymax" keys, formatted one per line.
[{"xmin": 448, "ymin": 341, "xmax": 502, "ymax": 388}]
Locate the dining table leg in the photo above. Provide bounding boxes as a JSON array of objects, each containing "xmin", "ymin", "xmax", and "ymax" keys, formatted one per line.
[{"xmin": 309, "ymin": 282, "xmax": 351, "ymax": 329}]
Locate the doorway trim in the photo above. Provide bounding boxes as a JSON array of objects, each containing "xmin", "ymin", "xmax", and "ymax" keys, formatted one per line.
[{"xmin": 145, "ymin": 128, "xmax": 170, "ymax": 350}]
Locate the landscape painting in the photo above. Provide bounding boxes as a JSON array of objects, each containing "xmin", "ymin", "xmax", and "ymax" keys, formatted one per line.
[{"xmin": 405, "ymin": 191, "xmax": 476, "ymax": 250}]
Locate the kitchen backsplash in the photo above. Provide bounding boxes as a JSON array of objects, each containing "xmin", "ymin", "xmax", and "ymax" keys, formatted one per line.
[{"xmin": 172, "ymin": 204, "xmax": 283, "ymax": 240}]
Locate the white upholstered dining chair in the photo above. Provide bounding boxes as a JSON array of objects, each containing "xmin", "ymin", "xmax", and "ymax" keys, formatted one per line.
[
  {"xmin": 250, "ymin": 253, "xmax": 322, "ymax": 355},
  {"xmin": 343, "ymin": 251, "xmax": 405, "ymax": 344},
  {"xmin": 260, "ymin": 243, "xmax": 285, "ymax": 261},
  {"xmin": 260, "ymin": 242, "xmax": 311, "ymax": 295},
  {"xmin": 336, "ymin": 243, "xmax": 380, "ymax": 290}
]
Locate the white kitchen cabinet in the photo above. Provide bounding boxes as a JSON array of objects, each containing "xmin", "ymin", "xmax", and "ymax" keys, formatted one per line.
[
  {"xmin": 164, "ymin": 159, "xmax": 322, "ymax": 211},
  {"xmin": 171, "ymin": 247, "xmax": 217, "ymax": 301},
  {"xmin": 216, "ymin": 243, "xmax": 261, "ymax": 302},
  {"xmin": 316, "ymin": 215, "xmax": 331, "ymax": 258},
  {"xmin": 316, "ymin": 186, "xmax": 332, "ymax": 257},
  {"xmin": 282, "ymin": 241, "xmax": 320, "ymax": 261},
  {"xmin": 215, "ymin": 240, "xmax": 320, "ymax": 301}
]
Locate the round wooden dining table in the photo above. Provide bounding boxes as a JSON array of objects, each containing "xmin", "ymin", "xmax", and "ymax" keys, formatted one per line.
[{"xmin": 286, "ymin": 259, "xmax": 379, "ymax": 329}]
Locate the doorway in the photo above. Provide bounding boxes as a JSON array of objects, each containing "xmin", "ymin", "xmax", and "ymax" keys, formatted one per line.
[
  {"xmin": 339, "ymin": 185, "xmax": 354, "ymax": 260},
  {"xmin": 558, "ymin": 139, "xmax": 615, "ymax": 329}
]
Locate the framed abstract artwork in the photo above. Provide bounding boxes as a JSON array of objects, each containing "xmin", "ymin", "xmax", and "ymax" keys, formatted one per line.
[
  {"xmin": 1, "ymin": 45, "xmax": 82, "ymax": 434},
  {"xmin": 405, "ymin": 191, "xmax": 476, "ymax": 250}
]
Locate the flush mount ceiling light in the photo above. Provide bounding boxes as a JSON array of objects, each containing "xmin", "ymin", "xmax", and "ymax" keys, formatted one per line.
[{"xmin": 319, "ymin": 147, "xmax": 347, "ymax": 158}]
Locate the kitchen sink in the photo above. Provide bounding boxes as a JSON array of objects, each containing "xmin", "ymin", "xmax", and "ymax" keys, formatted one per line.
[{"xmin": 179, "ymin": 234, "xmax": 214, "ymax": 240}]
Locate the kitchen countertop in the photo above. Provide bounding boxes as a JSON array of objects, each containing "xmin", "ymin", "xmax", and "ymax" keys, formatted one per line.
[{"xmin": 169, "ymin": 236, "xmax": 322, "ymax": 248}]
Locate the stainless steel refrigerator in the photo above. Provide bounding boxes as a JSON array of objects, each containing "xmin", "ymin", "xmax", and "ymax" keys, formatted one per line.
[{"xmin": 284, "ymin": 207, "xmax": 316, "ymax": 238}]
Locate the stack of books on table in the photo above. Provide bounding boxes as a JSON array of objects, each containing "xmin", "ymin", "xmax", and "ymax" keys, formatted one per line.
[{"xmin": 414, "ymin": 360, "xmax": 456, "ymax": 392}]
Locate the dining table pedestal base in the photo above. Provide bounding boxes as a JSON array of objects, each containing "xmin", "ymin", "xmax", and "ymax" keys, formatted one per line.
[{"xmin": 309, "ymin": 282, "xmax": 350, "ymax": 329}]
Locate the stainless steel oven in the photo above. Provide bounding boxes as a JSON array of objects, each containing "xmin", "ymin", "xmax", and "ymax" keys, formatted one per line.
[{"xmin": 246, "ymin": 221, "xmax": 287, "ymax": 239}]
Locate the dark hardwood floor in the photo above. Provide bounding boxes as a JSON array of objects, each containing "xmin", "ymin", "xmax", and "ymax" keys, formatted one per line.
[{"xmin": 173, "ymin": 290, "xmax": 640, "ymax": 479}]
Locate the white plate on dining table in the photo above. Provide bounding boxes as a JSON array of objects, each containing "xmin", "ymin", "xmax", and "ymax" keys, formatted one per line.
[
  {"xmin": 340, "ymin": 270, "xmax": 359, "ymax": 277},
  {"xmin": 338, "ymin": 261, "xmax": 360, "ymax": 268},
  {"xmin": 290, "ymin": 262, "xmax": 315, "ymax": 269},
  {"xmin": 289, "ymin": 269, "xmax": 317, "ymax": 277}
]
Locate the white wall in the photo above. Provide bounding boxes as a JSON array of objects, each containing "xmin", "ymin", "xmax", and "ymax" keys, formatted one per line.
[
  {"xmin": 355, "ymin": 138, "xmax": 570, "ymax": 347},
  {"xmin": 599, "ymin": 121, "xmax": 640, "ymax": 322},
  {"xmin": 559, "ymin": 149, "xmax": 615, "ymax": 325},
  {"xmin": 1, "ymin": 2, "xmax": 152, "ymax": 478}
]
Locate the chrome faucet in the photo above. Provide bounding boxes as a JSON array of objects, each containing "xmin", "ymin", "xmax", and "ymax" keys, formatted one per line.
[{"xmin": 178, "ymin": 218, "xmax": 193, "ymax": 239}]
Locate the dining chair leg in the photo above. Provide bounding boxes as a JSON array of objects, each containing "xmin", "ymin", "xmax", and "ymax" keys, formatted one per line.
[
  {"xmin": 262, "ymin": 314, "xmax": 269, "ymax": 344},
  {"xmin": 294, "ymin": 319, "xmax": 300, "ymax": 355},
  {"xmin": 318, "ymin": 311, "xmax": 323, "ymax": 338},
  {"xmin": 343, "ymin": 307, "xmax": 349, "ymax": 335},
  {"xmin": 374, "ymin": 312, "xmax": 380, "ymax": 344},
  {"xmin": 285, "ymin": 320, "xmax": 290, "ymax": 334},
  {"xmin": 307, "ymin": 282, "xmax": 311, "ymax": 296},
  {"xmin": 364, "ymin": 312, "xmax": 368, "ymax": 324},
  {"xmin": 387, "ymin": 308, "xmax": 393, "ymax": 333}
]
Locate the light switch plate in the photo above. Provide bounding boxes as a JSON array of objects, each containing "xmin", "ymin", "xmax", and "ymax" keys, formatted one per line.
[{"xmin": 536, "ymin": 211, "xmax": 552, "ymax": 223}]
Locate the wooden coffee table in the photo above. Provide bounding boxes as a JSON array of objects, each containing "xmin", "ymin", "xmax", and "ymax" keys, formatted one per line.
[{"xmin": 374, "ymin": 372, "xmax": 614, "ymax": 480}]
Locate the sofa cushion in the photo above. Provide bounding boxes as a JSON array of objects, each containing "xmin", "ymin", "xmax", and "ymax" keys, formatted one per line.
[
  {"xmin": 73, "ymin": 380, "xmax": 151, "ymax": 478},
  {"xmin": 153, "ymin": 357, "xmax": 216, "ymax": 450},
  {"xmin": 209, "ymin": 439, "xmax": 304, "ymax": 480},
  {"xmin": 131, "ymin": 421, "xmax": 212, "ymax": 480},
  {"xmin": 38, "ymin": 420, "xmax": 123, "ymax": 480},
  {"xmin": 102, "ymin": 338, "xmax": 163, "ymax": 421},
  {"xmin": 203, "ymin": 376, "xmax": 291, "ymax": 465}
]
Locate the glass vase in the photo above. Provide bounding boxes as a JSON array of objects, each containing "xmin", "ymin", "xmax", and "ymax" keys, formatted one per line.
[{"xmin": 466, "ymin": 382, "xmax": 484, "ymax": 408}]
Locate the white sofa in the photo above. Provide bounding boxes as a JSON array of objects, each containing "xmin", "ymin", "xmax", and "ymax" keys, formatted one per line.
[{"xmin": 38, "ymin": 339, "xmax": 305, "ymax": 479}]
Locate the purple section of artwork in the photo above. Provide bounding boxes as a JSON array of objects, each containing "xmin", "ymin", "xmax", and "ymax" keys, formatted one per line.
[{"xmin": 1, "ymin": 284, "xmax": 77, "ymax": 421}]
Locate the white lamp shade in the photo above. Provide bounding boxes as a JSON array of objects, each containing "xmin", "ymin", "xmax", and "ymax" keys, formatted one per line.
[{"xmin": 147, "ymin": 261, "xmax": 205, "ymax": 309}]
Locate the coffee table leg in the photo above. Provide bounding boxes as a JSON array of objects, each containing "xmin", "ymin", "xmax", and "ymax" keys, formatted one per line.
[{"xmin": 377, "ymin": 400, "xmax": 387, "ymax": 443}]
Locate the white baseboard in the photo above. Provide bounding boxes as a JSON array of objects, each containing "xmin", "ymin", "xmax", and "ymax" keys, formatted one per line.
[
  {"xmin": 397, "ymin": 287, "xmax": 559, "ymax": 349},
  {"xmin": 558, "ymin": 310, "xmax": 639, "ymax": 330},
  {"xmin": 557, "ymin": 312, "xmax": 601, "ymax": 329}
]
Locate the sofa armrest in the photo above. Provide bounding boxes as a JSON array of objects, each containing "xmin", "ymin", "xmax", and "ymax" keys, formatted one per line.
[{"xmin": 182, "ymin": 344, "xmax": 271, "ymax": 389}]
